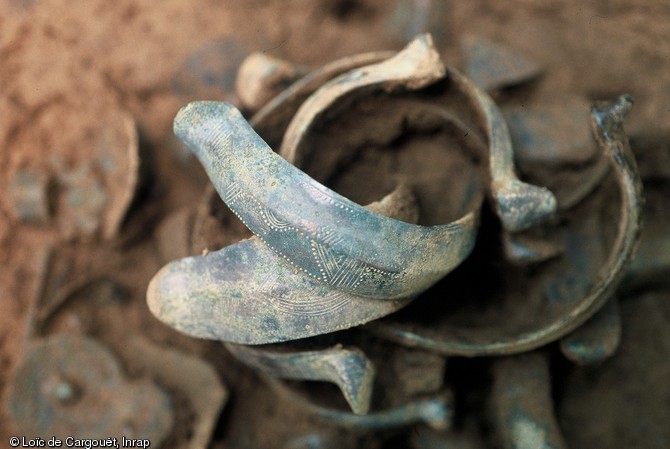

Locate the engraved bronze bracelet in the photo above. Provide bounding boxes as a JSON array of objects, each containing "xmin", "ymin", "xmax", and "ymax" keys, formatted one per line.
[
  {"xmin": 148, "ymin": 36, "xmax": 484, "ymax": 343},
  {"xmin": 172, "ymin": 36, "xmax": 480, "ymax": 301},
  {"xmin": 170, "ymin": 35, "xmax": 554, "ymax": 300},
  {"xmin": 172, "ymin": 101, "xmax": 478, "ymax": 300}
]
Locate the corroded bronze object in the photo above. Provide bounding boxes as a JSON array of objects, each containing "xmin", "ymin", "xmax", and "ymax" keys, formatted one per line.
[
  {"xmin": 371, "ymin": 96, "xmax": 643, "ymax": 356},
  {"xmin": 147, "ymin": 187, "xmax": 418, "ymax": 344},
  {"xmin": 225, "ymin": 343, "xmax": 375, "ymax": 415},
  {"xmin": 171, "ymin": 99, "xmax": 477, "ymax": 299},
  {"xmin": 5, "ymin": 335, "xmax": 173, "ymax": 443},
  {"xmin": 148, "ymin": 35, "xmax": 488, "ymax": 344},
  {"xmin": 146, "ymin": 32, "xmax": 645, "ymax": 447},
  {"xmin": 171, "ymin": 37, "xmax": 480, "ymax": 301}
]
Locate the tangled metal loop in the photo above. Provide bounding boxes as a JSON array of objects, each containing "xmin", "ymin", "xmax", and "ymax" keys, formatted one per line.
[{"xmin": 147, "ymin": 33, "xmax": 643, "ymax": 440}]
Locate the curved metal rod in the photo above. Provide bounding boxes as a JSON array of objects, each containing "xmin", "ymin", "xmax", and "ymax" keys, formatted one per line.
[
  {"xmin": 279, "ymin": 34, "xmax": 445, "ymax": 167},
  {"xmin": 278, "ymin": 39, "xmax": 554, "ymax": 234},
  {"xmin": 265, "ymin": 375, "xmax": 452, "ymax": 430},
  {"xmin": 447, "ymin": 68, "xmax": 557, "ymax": 232},
  {"xmin": 250, "ymin": 51, "xmax": 394, "ymax": 133},
  {"xmin": 225, "ymin": 343, "xmax": 375, "ymax": 415}
]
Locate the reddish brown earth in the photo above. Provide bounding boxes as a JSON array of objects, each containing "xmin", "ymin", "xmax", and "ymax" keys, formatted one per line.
[{"xmin": 1, "ymin": 1, "xmax": 669, "ymax": 447}]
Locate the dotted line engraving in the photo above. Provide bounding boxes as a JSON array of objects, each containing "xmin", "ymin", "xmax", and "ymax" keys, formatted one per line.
[{"xmin": 220, "ymin": 181, "xmax": 405, "ymax": 295}]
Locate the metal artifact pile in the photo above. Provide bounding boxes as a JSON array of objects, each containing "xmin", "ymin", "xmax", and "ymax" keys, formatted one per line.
[
  {"xmin": 8, "ymin": 31, "xmax": 664, "ymax": 448},
  {"xmin": 146, "ymin": 33, "xmax": 651, "ymax": 448}
]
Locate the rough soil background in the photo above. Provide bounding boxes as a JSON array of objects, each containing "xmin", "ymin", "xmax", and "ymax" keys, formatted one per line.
[{"xmin": 1, "ymin": 0, "xmax": 669, "ymax": 447}]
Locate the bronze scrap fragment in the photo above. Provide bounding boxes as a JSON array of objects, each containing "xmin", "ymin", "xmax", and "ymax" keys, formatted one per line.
[
  {"xmin": 5, "ymin": 335, "xmax": 173, "ymax": 443},
  {"xmin": 267, "ymin": 374, "xmax": 453, "ymax": 431},
  {"xmin": 560, "ymin": 297, "xmax": 621, "ymax": 365},
  {"xmin": 226, "ymin": 343, "xmax": 375, "ymax": 415},
  {"xmin": 491, "ymin": 352, "xmax": 568, "ymax": 449}
]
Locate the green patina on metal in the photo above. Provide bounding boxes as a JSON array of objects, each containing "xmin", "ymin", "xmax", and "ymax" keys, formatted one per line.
[
  {"xmin": 175, "ymin": 100, "xmax": 479, "ymax": 300},
  {"xmin": 172, "ymin": 36, "xmax": 480, "ymax": 300},
  {"xmin": 147, "ymin": 188, "xmax": 416, "ymax": 345}
]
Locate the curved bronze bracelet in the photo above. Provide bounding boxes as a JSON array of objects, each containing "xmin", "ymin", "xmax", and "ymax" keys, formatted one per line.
[
  {"xmin": 171, "ymin": 36, "xmax": 480, "ymax": 300},
  {"xmin": 280, "ymin": 42, "xmax": 556, "ymax": 235},
  {"xmin": 148, "ymin": 103, "xmax": 485, "ymax": 344},
  {"xmin": 148, "ymin": 36, "xmax": 487, "ymax": 343},
  {"xmin": 174, "ymin": 101, "xmax": 478, "ymax": 300},
  {"xmin": 371, "ymin": 96, "xmax": 643, "ymax": 356},
  {"xmin": 148, "ymin": 186, "xmax": 419, "ymax": 344}
]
